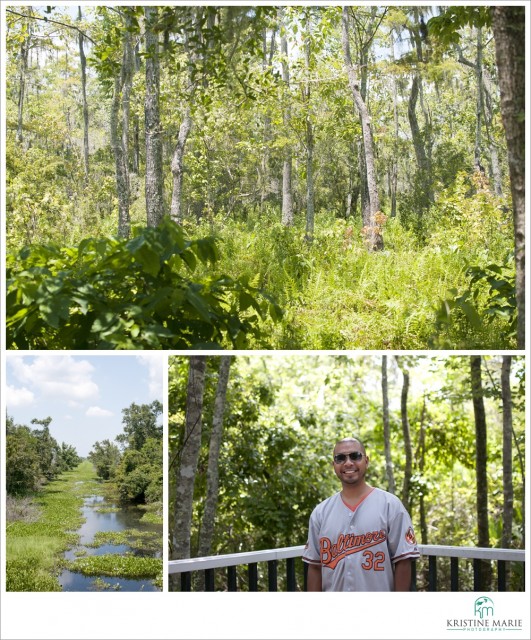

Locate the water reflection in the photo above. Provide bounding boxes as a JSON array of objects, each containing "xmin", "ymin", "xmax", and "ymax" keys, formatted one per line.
[{"xmin": 59, "ymin": 488, "xmax": 161, "ymax": 592}]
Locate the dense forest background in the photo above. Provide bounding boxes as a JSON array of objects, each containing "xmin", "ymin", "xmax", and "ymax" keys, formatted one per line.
[
  {"xmin": 4, "ymin": 4, "xmax": 525, "ymax": 349},
  {"xmin": 169, "ymin": 355, "xmax": 525, "ymax": 591}
]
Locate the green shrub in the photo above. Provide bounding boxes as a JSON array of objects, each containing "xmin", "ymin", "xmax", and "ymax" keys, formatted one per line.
[{"xmin": 6, "ymin": 217, "xmax": 281, "ymax": 349}]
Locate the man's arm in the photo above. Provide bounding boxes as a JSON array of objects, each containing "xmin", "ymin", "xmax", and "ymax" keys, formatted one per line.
[
  {"xmin": 306, "ymin": 564, "xmax": 322, "ymax": 592},
  {"xmin": 393, "ymin": 559, "xmax": 412, "ymax": 591}
]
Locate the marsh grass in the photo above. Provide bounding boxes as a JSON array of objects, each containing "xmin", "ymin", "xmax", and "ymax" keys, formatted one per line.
[
  {"xmin": 88, "ymin": 529, "xmax": 161, "ymax": 554},
  {"xmin": 66, "ymin": 554, "xmax": 162, "ymax": 580},
  {"xmin": 6, "ymin": 460, "xmax": 97, "ymax": 591}
]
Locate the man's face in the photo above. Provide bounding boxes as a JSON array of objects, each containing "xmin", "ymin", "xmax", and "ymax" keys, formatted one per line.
[{"xmin": 332, "ymin": 440, "xmax": 369, "ymax": 486}]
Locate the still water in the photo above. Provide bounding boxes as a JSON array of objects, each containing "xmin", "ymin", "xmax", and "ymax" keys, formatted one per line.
[{"xmin": 59, "ymin": 493, "xmax": 161, "ymax": 592}]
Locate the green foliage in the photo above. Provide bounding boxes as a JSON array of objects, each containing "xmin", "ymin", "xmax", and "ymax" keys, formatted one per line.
[
  {"xmin": 428, "ymin": 7, "xmax": 492, "ymax": 46},
  {"xmin": 6, "ymin": 218, "xmax": 281, "ymax": 349},
  {"xmin": 88, "ymin": 439, "xmax": 121, "ymax": 480},
  {"xmin": 66, "ymin": 554, "xmax": 162, "ymax": 580},
  {"xmin": 5, "ymin": 461, "xmax": 97, "ymax": 592}
]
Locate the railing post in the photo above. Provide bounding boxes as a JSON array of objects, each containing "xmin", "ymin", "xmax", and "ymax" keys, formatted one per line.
[
  {"xmin": 497, "ymin": 560, "xmax": 506, "ymax": 592},
  {"xmin": 228, "ymin": 565, "xmax": 237, "ymax": 592},
  {"xmin": 286, "ymin": 557, "xmax": 296, "ymax": 591},
  {"xmin": 248, "ymin": 563, "xmax": 258, "ymax": 592},
  {"xmin": 451, "ymin": 557, "xmax": 459, "ymax": 592},
  {"xmin": 205, "ymin": 568, "xmax": 215, "ymax": 592},
  {"xmin": 428, "ymin": 555, "xmax": 437, "ymax": 591},
  {"xmin": 473, "ymin": 559, "xmax": 480, "ymax": 591},
  {"xmin": 268, "ymin": 559, "xmax": 278, "ymax": 592},
  {"xmin": 181, "ymin": 572, "xmax": 191, "ymax": 592}
]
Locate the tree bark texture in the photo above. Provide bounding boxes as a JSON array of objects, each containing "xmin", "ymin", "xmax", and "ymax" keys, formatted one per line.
[
  {"xmin": 501, "ymin": 356, "xmax": 514, "ymax": 550},
  {"xmin": 381, "ymin": 356, "xmax": 396, "ymax": 495},
  {"xmin": 144, "ymin": 6, "xmax": 165, "ymax": 227},
  {"xmin": 341, "ymin": 8, "xmax": 383, "ymax": 251},
  {"xmin": 17, "ymin": 14, "xmax": 31, "ymax": 144},
  {"xmin": 470, "ymin": 356, "xmax": 492, "ymax": 589},
  {"xmin": 491, "ymin": 7, "xmax": 525, "ymax": 349},
  {"xmin": 304, "ymin": 19, "xmax": 315, "ymax": 243},
  {"xmin": 172, "ymin": 356, "xmax": 207, "ymax": 561},
  {"xmin": 280, "ymin": 8, "xmax": 294, "ymax": 227},
  {"xmin": 395, "ymin": 357, "xmax": 412, "ymax": 512},
  {"xmin": 77, "ymin": 7, "xmax": 89, "ymax": 179},
  {"xmin": 170, "ymin": 109, "xmax": 193, "ymax": 223},
  {"xmin": 197, "ymin": 356, "xmax": 232, "ymax": 558},
  {"xmin": 110, "ymin": 74, "xmax": 130, "ymax": 239}
]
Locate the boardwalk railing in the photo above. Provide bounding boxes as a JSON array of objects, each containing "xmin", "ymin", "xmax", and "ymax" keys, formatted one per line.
[{"xmin": 168, "ymin": 544, "xmax": 525, "ymax": 592}]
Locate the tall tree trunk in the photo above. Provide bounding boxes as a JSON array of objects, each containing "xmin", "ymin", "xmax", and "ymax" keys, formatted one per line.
[
  {"xmin": 416, "ymin": 396, "xmax": 428, "ymax": 545},
  {"xmin": 501, "ymin": 356, "xmax": 513, "ymax": 552},
  {"xmin": 172, "ymin": 356, "xmax": 207, "ymax": 563},
  {"xmin": 390, "ymin": 32, "xmax": 399, "ymax": 218},
  {"xmin": 110, "ymin": 73, "xmax": 130, "ymax": 239},
  {"xmin": 474, "ymin": 27, "xmax": 484, "ymax": 173},
  {"xmin": 144, "ymin": 6, "xmax": 165, "ymax": 227},
  {"xmin": 491, "ymin": 7, "xmax": 525, "ymax": 350},
  {"xmin": 170, "ymin": 109, "xmax": 192, "ymax": 223},
  {"xmin": 304, "ymin": 16, "xmax": 314, "ymax": 243},
  {"xmin": 77, "ymin": 7, "xmax": 89, "ymax": 180},
  {"xmin": 280, "ymin": 8, "xmax": 293, "ymax": 227},
  {"xmin": 17, "ymin": 10, "xmax": 31, "ymax": 145},
  {"xmin": 197, "ymin": 357, "xmax": 232, "ymax": 558},
  {"xmin": 260, "ymin": 27, "xmax": 276, "ymax": 209},
  {"xmin": 470, "ymin": 356, "xmax": 492, "ymax": 589},
  {"xmin": 341, "ymin": 7, "xmax": 383, "ymax": 251},
  {"xmin": 381, "ymin": 356, "xmax": 395, "ymax": 494},
  {"xmin": 132, "ymin": 43, "xmax": 141, "ymax": 175},
  {"xmin": 395, "ymin": 357, "xmax": 412, "ymax": 512}
]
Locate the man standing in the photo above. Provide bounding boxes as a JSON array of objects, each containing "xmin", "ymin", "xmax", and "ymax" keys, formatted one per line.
[{"xmin": 303, "ymin": 437, "xmax": 420, "ymax": 591}]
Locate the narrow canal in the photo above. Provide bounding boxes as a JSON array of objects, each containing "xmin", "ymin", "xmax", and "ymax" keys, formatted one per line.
[{"xmin": 59, "ymin": 485, "xmax": 162, "ymax": 591}]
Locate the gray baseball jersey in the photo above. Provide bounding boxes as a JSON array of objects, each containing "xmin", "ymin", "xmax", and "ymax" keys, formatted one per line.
[{"xmin": 302, "ymin": 488, "xmax": 420, "ymax": 591}]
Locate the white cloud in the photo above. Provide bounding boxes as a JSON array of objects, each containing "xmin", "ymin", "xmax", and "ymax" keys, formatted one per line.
[
  {"xmin": 85, "ymin": 406, "xmax": 114, "ymax": 417},
  {"xmin": 136, "ymin": 354, "xmax": 163, "ymax": 398},
  {"xmin": 8, "ymin": 355, "xmax": 99, "ymax": 401},
  {"xmin": 6, "ymin": 385, "xmax": 35, "ymax": 407}
]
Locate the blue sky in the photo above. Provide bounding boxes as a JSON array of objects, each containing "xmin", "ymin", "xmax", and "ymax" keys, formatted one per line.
[{"xmin": 6, "ymin": 354, "xmax": 164, "ymax": 457}]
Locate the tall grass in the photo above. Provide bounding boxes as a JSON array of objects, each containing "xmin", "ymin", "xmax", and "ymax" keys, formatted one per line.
[
  {"xmin": 6, "ymin": 461, "xmax": 97, "ymax": 592},
  {"xmin": 191, "ymin": 193, "xmax": 515, "ymax": 349}
]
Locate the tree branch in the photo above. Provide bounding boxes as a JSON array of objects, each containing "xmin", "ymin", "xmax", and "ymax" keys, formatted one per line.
[{"xmin": 6, "ymin": 8, "xmax": 97, "ymax": 45}]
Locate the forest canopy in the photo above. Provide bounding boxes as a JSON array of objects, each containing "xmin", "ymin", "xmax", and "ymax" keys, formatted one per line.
[{"xmin": 4, "ymin": 4, "xmax": 525, "ymax": 349}]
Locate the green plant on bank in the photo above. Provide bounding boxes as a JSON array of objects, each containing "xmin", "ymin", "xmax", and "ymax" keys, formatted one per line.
[
  {"xmin": 87, "ymin": 529, "xmax": 161, "ymax": 554},
  {"xmin": 66, "ymin": 554, "xmax": 162, "ymax": 581},
  {"xmin": 5, "ymin": 461, "xmax": 97, "ymax": 591},
  {"xmin": 6, "ymin": 217, "xmax": 282, "ymax": 350}
]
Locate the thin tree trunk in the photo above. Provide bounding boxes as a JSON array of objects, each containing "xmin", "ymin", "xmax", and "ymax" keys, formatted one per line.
[
  {"xmin": 170, "ymin": 109, "xmax": 192, "ymax": 223},
  {"xmin": 470, "ymin": 356, "xmax": 492, "ymax": 589},
  {"xmin": 17, "ymin": 10, "xmax": 31, "ymax": 145},
  {"xmin": 280, "ymin": 8, "xmax": 293, "ymax": 227},
  {"xmin": 491, "ymin": 7, "xmax": 525, "ymax": 350},
  {"xmin": 416, "ymin": 396, "xmax": 428, "ymax": 545},
  {"xmin": 501, "ymin": 356, "xmax": 513, "ymax": 553},
  {"xmin": 390, "ymin": 33, "xmax": 399, "ymax": 218},
  {"xmin": 381, "ymin": 356, "xmax": 395, "ymax": 494},
  {"xmin": 197, "ymin": 357, "xmax": 232, "ymax": 558},
  {"xmin": 172, "ymin": 356, "xmax": 207, "ymax": 563},
  {"xmin": 78, "ymin": 6, "xmax": 89, "ymax": 180},
  {"xmin": 144, "ymin": 6, "xmax": 165, "ymax": 227},
  {"xmin": 395, "ymin": 356, "xmax": 412, "ymax": 512},
  {"xmin": 110, "ymin": 74, "xmax": 130, "ymax": 239},
  {"xmin": 304, "ymin": 16, "xmax": 314, "ymax": 243},
  {"xmin": 474, "ymin": 28, "xmax": 484, "ymax": 173},
  {"xmin": 260, "ymin": 27, "xmax": 276, "ymax": 209},
  {"xmin": 341, "ymin": 7, "xmax": 383, "ymax": 251}
]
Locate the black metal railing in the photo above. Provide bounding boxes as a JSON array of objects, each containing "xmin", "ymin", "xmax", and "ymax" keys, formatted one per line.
[{"xmin": 168, "ymin": 544, "xmax": 525, "ymax": 592}]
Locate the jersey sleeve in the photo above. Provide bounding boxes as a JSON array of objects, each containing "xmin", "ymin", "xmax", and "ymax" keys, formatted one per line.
[
  {"xmin": 387, "ymin": 499, "xmax": 420, "ymax": 563},
  {"xmin": 302, "ymin": 507, "xmax": 322, "ymax": 565}
]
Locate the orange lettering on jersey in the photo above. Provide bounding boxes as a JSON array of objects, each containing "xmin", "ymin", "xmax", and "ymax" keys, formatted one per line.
[{"xmin": 320, "ymin": 529, "xmax": 387, "ymax": 570}]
